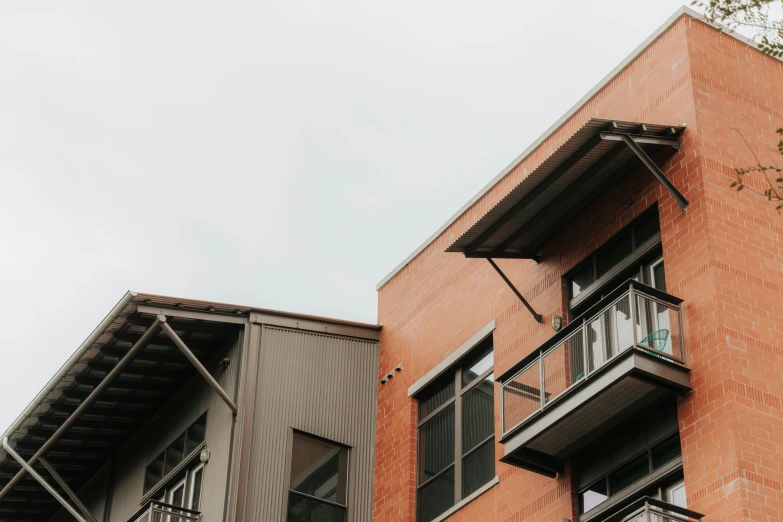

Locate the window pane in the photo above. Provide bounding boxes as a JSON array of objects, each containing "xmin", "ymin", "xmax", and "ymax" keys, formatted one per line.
[
  {"xmin": 571, "ymin": 261, "xmax": 594, "ymax": 298},
  {"xmin": 287, "ymin": 493, "xmax": 346, "ymax": 522},
  {"xmin": 417, "ymin": 466, "xmax": 454, "ymax": 522},
  {"xmin": 652, "ymin": 436, "xmax": 681, "ymax": 470},
  {"xmin": 191, "ymin": 467, "xmax": 204, "ymax": 511},
  {"xmin": 609, "ymin": 454, "xmax": 649, "ymax": 494},
  {"xmin": 290, "ymin": 433, "xmax": 348, "ymax": 505},
  {"xmin": 461, "ymin": 343, "xmax": 493, "ymax": 386},
  {"xmin": 462, "ymin": 439, "xmax": 494, "ymax": 498},
  {"xmin": 596, "ymin": 231, "xmax": 632, "ymax": 278},
  {"xmin": 418, "ymin": 375, "xmax": 455, "ymax": 421},
  {"xmin": 651, "ymin": 261, "xmax": 666, "ymax": 292},
  {"xmin": 144, "ymin": 451, "xmax": 165, "ymax": 493},
  {"xmin": 165, "ymin": 434, "xmax": 187, "ymax": 474},
  {"xmin": 581, "ymin": 480, "xmax": 608, "ymax": 513},
  {"xmin": 462, "ymin": 381, "xmax": 494, "ymax": 454},
  {"xmin": 187, "ymin": 415, "xmax": 207, "ymax": 453},
  {"xmin": 634, "ymin": 211, "xmax": 660, "ymax": 246},
  {"xmin": 170, "ymin": 482, "xmax": 185, "ymax": 507},
  {"xmin": 418, "ymin": 404, "xmax": 455, "ymax": 484}
]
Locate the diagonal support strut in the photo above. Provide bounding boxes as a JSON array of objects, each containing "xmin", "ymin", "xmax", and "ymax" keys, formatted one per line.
[
  {"xmin": 487, "ymin": 259, "xmax": 543, "ymax": 323},
  {"xmin": 2, "ymin": 438, "xmax": 88, "ymax": 522},
  {"xmin": 618, "ymin": 133, "xmax": 688, "ymax": 211},
  {"xmin": 160, "ymin": 321, "xmax": 238, "ymax": 415},
  {"xmin": 39, "ymin": 458, "xmax": 99, "ymax": 522}
]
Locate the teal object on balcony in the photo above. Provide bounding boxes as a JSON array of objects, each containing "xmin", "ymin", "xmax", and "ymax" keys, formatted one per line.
[{"xmin": 640, "ymin": 329, "xmax": 669, "ymax": 352}]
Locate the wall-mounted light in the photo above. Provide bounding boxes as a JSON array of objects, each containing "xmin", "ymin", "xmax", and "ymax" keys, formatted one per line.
[
  {"xmin": 380, "ymin": 362, "xmax": 403, "ymax": 385},
  {"xmin": 200, "ymin": 448, "xmax": 211, "ymax": 464},
  {"xmin": 551, "ymin": 315, "xmax": 563, "ymax": 332}
]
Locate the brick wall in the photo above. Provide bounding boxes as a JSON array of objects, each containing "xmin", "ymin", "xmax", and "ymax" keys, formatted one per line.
[{"xmin": 374, "ymin": 14, "xmax": 783, "ymax": 522}]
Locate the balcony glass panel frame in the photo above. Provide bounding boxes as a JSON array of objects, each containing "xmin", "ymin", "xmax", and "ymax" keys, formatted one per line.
[
  {"xmin": 499, "ymin": 279, "xmax": 685, "ymax": 437},
  {"xmin": 128, "ymin": 500, "xmax": 201, "ymax": 522}
]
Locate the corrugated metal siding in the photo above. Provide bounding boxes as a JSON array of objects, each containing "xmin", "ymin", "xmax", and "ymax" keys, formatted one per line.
[
  {"xmin": 241, "ymin": 326, "xmax": 379, "ymax": 522},
  {"xmin": 77, "ymin": 335, "xmax": 242, "ymax": 522}
]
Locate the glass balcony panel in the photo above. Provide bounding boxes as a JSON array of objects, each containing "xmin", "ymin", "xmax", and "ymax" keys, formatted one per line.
[
  {"xmin": 636, "ymin": 294, "xmax": 683, "ymax": 362},
  {"xmin": 502, "ymin": 362, "xmax": 541, "ymax": 432}
]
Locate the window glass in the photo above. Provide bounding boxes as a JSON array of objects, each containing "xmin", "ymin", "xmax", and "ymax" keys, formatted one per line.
[
  {"xmin": 190, "ymin": 467, "xmax": 204, "ymax": 511},
  {"xmin": 418, "ymin": 404, "xmax": 455, "ymax": 484},
  {"xmin": 651, "ymin": 261, "xmax": 667, "ymax": 292},
  {"xmin": 668, "ymin": 481, "xmax": 687, "ymax": 508},
  {"xmin": 288, "ymin": 494, "xmax": 346, "ymax": 522},
  {"xmin": 169, "ymin": 480, "xmax": 186, "ymax": 507},
  {"xmin": 144, "ymin": 451, "xmax": 165, "ymax": 493},
  {"xmin": 609, "ymin": 454, "xmax": 649, "ymax": 494},
  {"xmin": 634, "ymin": 211, "xmax": 660, "ymax": 246},
  {"xmin": 145, "ymin": 414, "xmax": 208, "ymax": 494},
  {"xmin": 186, "ymin": 414, "xmax": 207, "ymax": 453},
  {"xmin": 652, "ymin": 436, "xmax": 682, "ymax": 470},
  {"xmin": 417, "ymin": 467, "xmax": 454, "ymax": 522},
  {"xmin": 461, "ymin": 343, "xmax": 493, "ymax": 386},
  {"xmin": 581, "ymin": 480, "xmax": 608, "ymax": 513},
  {"xmin": 418, "ymin": 375, "xmax": 455, "ymax": 421},
  {"xmin": 165, "ymin": 434, "xmax": 187, "ymax": 475},
  {"xmin": 462, "ymin": 382, "xmax": 494, "ymax": 453},
  {"xmin": 462, "ymin": 439, "xmax": 494, "ymax": 498},
  {"xmin": 289, "ymin": 432, "xmax": 348, "ymax": 505},
  {"xmin": 571, "ymin": 261, "xmax": 594, "ymax": 298},
  {"xmin": 596, "ymin": 231, "xmax": 633, "ymax": 278}
]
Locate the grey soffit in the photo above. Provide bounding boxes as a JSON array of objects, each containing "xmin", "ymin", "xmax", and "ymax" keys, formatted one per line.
[
  {"xmin": 446, "ymin": 119, "xmax": 684, "ymax": 259},
  {"xmin": 376, "ymin": 6, "xmax": 782, "ymax": 291},
  {"xmin": 408, "ymin": 319, "xmax": 496, "ymax": 398}
]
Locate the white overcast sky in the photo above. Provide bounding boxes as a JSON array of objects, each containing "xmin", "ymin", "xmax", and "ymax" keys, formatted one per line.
[{"xmin": 0, "ymin": 1, "xmax": 702, "ymax": 431}]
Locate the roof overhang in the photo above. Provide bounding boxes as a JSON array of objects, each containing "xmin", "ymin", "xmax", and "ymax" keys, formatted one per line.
[{"xmin": 446, "ymin": 119, "xmax": 684, "ymax": 260}]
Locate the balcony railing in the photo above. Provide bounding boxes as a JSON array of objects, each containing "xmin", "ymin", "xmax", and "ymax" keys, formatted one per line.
[
  {"xmin": 500, "ymin": 279, "xmax": 685, "ymax": 436},
  {"xmin": 604, "ymin": 497, "xmax": 703, "ymax": 522},
  {"xmin": 128, "ymin": 500, "xmax": 201, "ymax": 522}
]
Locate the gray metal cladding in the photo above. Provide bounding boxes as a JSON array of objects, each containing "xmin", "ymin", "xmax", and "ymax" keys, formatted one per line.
[{"xmin": 241, "ymin": 326, "xmax": 379, "ymax": 522}]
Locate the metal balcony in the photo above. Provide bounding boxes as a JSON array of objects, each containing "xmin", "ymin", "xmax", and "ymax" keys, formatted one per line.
[
  {"xmin": 497, "ymin": 280, "xmax": 691, "ymax": 476},
  {"xmin": 594, "ymin": 497, "xmax": 703, "ymax": 522},
  {"xmin": 128, "ymin": 500, "xmax": 201, "ymax": 522}
]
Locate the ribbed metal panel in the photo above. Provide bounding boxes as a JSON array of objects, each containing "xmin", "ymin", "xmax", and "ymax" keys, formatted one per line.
[
  {"xmin": 446, "ymin": 118, "xmax": 684, "ymax": 256},
  {"xmin": 241, "ymin": 326, "xmax": 379, "ymax": 522}
]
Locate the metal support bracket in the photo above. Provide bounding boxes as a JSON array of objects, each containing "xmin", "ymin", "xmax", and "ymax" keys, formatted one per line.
[
  {"xmin": 161, "ymin": 321, "xmax": 238, "ymax": 415},
  {"xmin": 40, "ymin": 458, "xmax": 99, "ymax": 522},
  {"xmin": 617, "ymin": 133, "xmax": 688, "ymax": 211},
  {"xmin": 487, "ymin": 259, "xmax": 543, "ymax": 323},
  {"xmin": 2, "ymin": 438, "xmax": 88, "ymax": 522}
]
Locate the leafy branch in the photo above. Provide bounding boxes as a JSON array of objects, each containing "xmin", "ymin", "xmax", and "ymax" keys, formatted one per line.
[
  {"xmin": 730, "ymin": 128, "xmax": 783, "ymax": 212},
  {"xmin": 692, "ymin": 0, "xmax": 783, "ymax": 57}
]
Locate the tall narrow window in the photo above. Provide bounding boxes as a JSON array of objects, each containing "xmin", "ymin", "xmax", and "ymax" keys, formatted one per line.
[
  {"xmin": 287, "ymin": 432, "xmax": 349, "ymax": 522},
  {"xmin": 416, "ymin": 337, "xmax": 495, "ymax": 522}
]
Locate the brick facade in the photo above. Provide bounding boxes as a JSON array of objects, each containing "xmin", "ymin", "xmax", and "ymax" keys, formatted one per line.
[{"xmin": 374, "ymin": 12, "xmax": 783, "ymax": 522}]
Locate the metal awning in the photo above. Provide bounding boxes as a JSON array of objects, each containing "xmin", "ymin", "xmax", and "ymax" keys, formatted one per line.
[
  {"xmin": 446, "ymin": 119, "xmax": 686, "ymax": 260},
  {"xmin": 0, "ymin": 293, "xmax": 245, "ymax": 522}
]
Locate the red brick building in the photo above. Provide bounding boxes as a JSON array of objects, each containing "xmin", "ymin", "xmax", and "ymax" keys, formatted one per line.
[{"xmin": 374, "ymin": 7, "xmax": 783, "ymax": 522}]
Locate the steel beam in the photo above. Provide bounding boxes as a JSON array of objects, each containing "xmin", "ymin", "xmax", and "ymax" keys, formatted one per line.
[
  {"xmin": 619, "ymin": 134, "xmax": 688, "ymax": 211},
  {"xmin": 2, "ymin": 438, "xmax": 88, "ymax": 522},
  {"xmin": 600, "ymin": 132, "xmax": 680, "ymax": 150},
  {"xmin": 0, "ymin": 316, "xmax": 166, "ymax": 501},
  {"xmin": 487, "ymin": 259, "xmax": 543, "ymax": 323},
  {"xmin": 39, "ymin": 458, "xmax": 98, "ymax": 522},
  {"xmin": 161, "ymin": 321, "xmax": 238, "ymax": 415}
]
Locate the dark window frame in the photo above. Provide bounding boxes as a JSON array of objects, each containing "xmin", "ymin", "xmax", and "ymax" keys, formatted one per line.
[
  {"xmin": 143, "ymin": 413, "xmax": 208, "ymax": 496},
  {"xmin": 567, "ymin": 206, "xmax": 662, "ymax": 311},
  {"xmin": 578, "ymin": 432, "xmax": 681, "ymax": 515},
  {"xmin": 415, "ymin": 338, "xmax": 495, "ymax": 522},
  {"xmin": 286, "ymin": 430, "xmax": 351, "ymax": 522}
]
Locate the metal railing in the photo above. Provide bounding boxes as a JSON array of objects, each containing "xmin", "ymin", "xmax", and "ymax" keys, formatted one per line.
[
  {"xmin": 500, "ymin": 279, "xmax": 685, "ymax": 435},
  {"xmin": 128, "ymin": 500, "xmax": 200, "ymax": 522},
  {"xmin": 614, "ymin": 497, "xmax": 703, "ymax": 522}
]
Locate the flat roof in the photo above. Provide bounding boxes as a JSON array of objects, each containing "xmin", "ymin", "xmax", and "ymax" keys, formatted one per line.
[{"xmin": 376, "ymin": 6, "xmax": 775, "ymax": 291}]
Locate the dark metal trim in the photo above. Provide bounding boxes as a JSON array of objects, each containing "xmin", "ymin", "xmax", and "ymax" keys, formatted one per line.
[
  {"xmin": 140, "ymin": 441, "xmax": 207, "ymax": 505},
  {"xmin": 417, "ymin": 396, "xmax": 456, "ymax": 427},
  {"xmin": 600, "ymin": 132, "xmax": 680, "ymax": 150},
  {"xmin": 39, "ymin": 457, "xmax": 99, "ymax": 522},
  {"xmin": 460, "ymin": 367, "xmax": 495, "ymax": 395},
  {"xmin": 619, "ymin": 134, "xmax": 688, "ymax": 211},
  {"xmin": 288, "ymin": 489, "xmax": 348, "ymax": 510},
  {"xmin": 487, "ymin": 259, "xmax": 543, "ymax": 323}
]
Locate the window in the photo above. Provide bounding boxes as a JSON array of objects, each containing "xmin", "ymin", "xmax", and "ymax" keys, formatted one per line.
[
  {"xmin": 287, "ymin": 432, "xmax": 349, "ymax": 522},
  {"xmin": 416, "ymin": 338, "xmax": 495, "ymax": 522},
  {"xmin": 144, "ymin": 414, "xmax": 207, "ymax": 495},
  {"xmin": 575, "ymin": 398, "xmax": 682, "ymax": 515},
  {"xmin": 568, "ymin": 207, "xmax": 662, "ymax": 305}
]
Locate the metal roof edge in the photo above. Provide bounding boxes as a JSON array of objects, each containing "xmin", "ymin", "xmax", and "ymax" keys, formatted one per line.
[{"xmin": 376, "ymin": 6, "xmax": 777, "ymax": 292}]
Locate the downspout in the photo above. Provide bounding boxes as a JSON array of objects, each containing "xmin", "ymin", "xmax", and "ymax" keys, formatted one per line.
[{"xmin": 0, "ymin": 291, "xmax": 136, "ymax": 445}]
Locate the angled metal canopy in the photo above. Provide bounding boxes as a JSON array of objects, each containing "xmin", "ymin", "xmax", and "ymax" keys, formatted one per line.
[{"xmin": 447, "ymin": 119, "xmax": 686, "ymax": 260}]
